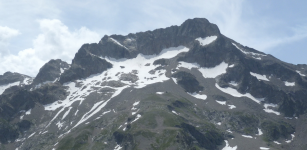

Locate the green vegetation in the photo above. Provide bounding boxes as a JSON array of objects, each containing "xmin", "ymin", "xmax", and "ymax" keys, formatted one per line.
[
  {"xmin": 261, "ymin": 120, "xmax": 295, "ymax": 142},
  {"xmin": 57, "ymin": 130, "xmax": 91, "ymax": 150}
]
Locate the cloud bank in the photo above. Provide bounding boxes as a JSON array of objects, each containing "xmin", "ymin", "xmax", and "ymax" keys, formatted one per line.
[{"xmin": 0, "ymin": 19, "xmax": 100, "ymax": 76}]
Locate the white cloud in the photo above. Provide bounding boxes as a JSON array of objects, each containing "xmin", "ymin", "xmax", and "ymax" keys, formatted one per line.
[
  {"xmin": 0, "ymin": 26, "xmax": 20, "ymax": 55},
  {"xmin": 0, "ymin": 26, "xmax": 20, "ymax": 40},
  {"xmin": 0, "ymin": 19, "xmax": 101, "ymax": 76},
  {"xmin": 33, "ymin": 19, "xmax": 100, "ymax": 61}
]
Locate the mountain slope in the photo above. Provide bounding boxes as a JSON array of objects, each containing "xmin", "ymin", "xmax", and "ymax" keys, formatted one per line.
[{"xmin": 1, "ymin": 18, "xmax": 307, "ymax": 150}]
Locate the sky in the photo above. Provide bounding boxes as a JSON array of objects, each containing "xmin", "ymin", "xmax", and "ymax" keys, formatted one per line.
[{"xmin": 0, "ymin": 0, "xmax": 307, "ymax": 77}]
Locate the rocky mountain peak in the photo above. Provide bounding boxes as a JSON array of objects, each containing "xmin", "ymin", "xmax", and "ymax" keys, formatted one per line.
[
  {"xmin": 1, "ymin": 18, "xmax": 307, "ymax": 150},
  {"xmin": 0, "ymin": 72, "xmax": 30, "ymax": 86},
  {"xmin": 179, "ymin": 18, "xmax": 220, "ymax": 36},
  {"xmin": 32, "ymin": 59, "xmax": 69, "ymax": 86}
]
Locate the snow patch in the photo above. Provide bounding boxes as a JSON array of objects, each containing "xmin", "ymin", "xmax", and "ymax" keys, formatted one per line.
[
  {"xmin": 273, "ymin": 141, "xmax": 281, "ymax": 145},
  {"xmin": 131, "ymin": 114, "xmax": 141, "ymax": 124},
  {"xmin": 250, "ymin": 72, "xmax": 269, "ymax": 81},
  {"xmin": 229, "ymin": 81, "xmax": 238, "ymax": 86},
  {"xmin": 110, "ymin": 37, "xmax": 128, "ymax": 49},
  {"xmin": 226, "ymin": 129, "xmax": 233, "ymax": 133},
  {"xmin": 263, "ymin": 103, "xmax": 280, "ymax": 115},
  {"xmin": 0, "ymin": 81, "xmax": 20, "ymax": 95},
  {"xmin": 172, "ymin": 110, "xmax": 178, "ymax": 115},
  {"xmin": 228, "ymin": 64, "xmax": 235, "ymax": 68},
  {"xmin": 60, "ymin": 68, "xmax": 64, "ymax": 74},
  {"xmin": 74, "ymin": 109, "xmax": 79, "ymax": 116},
  {"xmin": 177, "ymin": 61, "xmax": 229, "ymax": 78},
  {"xmin": 296, "ymin": 70, "xmax": 306, "ymax": 76},
  {"xmin": 28, "ymin": 132, "xmax": 36, "ymax": 138},
  {"xmin": 242, "ymin": 135, "xmax": 253, "ymax": 138},
  {"xmin": 56, "ymin": 121, "xmax": 64, "ymax": 129},
  {"xmin": 215, "ymin": 83, "xmax": 264, "ymax": 104},
  {"xmin": 132, "ymin": 110, "xmax": 139, "ymax": 115},
  {"xmin": 228, "ymin": 105, "xmax": 236, "ymax": 109},
  {"xmin": 285, "ymin": 134, "xmax": 295, "ymax": 143},
  {"xmin": 172, "ymin": 77, "xmax": 178, "ymax": 84},
  {"xmin": 62, "ymin": 107, "xmax": 72, "ymax": 120},
  {"xmin": 133, "ymin": 101, "xmax": 140, "ymax": 106},
  {"xmin": 188, "ymin": 92, "xmax": 207, "ymax": 100},
  {"xmin": 156, "ymin": 92, "xmax": 164, "ymax": 95},
  {"xmin": 222, "ymin": 140, "xmax": 237, "ymax": 150},
  {"xmin": 131, "ymin": 101, "xmax": 140, "ymax": 114},
  {"xmin": 260, "ymin": 147, "xmax": 270, "ymax": 150},
  {"xmin": 195, "ymin": 36, "xmax": 217, "ymax": 46},
  {"xmin": 232, "ymin": 43, "xmax": 266, "ymax": 57},
  {"xmin": 114, "ymin": 144, "xmax": 122, "ymax": 150},
  {"xmin": 216, "ymin": 100, "xmax": 226, "ymax": 105},
  {"xmin": 284, "ymin": 81, "xmax": 295, "ymax": 86},
  {"xmin": 257, "ymin": 128, "xmax": 263, "ymax": 135},
  {"xmin": 25, "ymin": 109, "xmax": 31, "ymax": 115}
]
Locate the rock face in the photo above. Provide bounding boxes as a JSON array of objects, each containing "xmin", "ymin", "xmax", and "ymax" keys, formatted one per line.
[
  {"xmin": 0, "ymin": 72, "xmax": 31, "ymax": 86},
  {"xmin": 32, "ymin": 59, "xmax": 69, "ymax": 86},
  {"xmin": 1, "ymin": 18, "xmax": 307, "ymax": 150},
  {"xmin": 172, "ymin": 71, "xmax": 204, "ymax": 93},
  {"xmin": 59, "ymin": 47, "xmax": 112, "ymax": 83}
]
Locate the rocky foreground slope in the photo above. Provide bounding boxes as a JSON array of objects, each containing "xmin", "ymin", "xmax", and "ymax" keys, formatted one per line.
[{"xmin": 1, "ymin": 18, "xmax": 307, "ymax": 150}]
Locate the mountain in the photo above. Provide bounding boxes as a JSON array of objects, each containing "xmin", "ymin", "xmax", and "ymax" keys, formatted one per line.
[{"xmin": 1, "ymin": 18, "xmax": 307, "ymax": 150}]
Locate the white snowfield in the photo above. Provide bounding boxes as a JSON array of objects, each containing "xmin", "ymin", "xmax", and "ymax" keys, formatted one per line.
[
  {"xmin": 0, "ymin": 81, "xmax": 20, "ymax": 95},
  {"xmin": 188, "ymin": 92, "xmax": 207, "ymax": 100},
  {"xmin": 215, "ymin": 83, "xmax": 264, "ymax": 104},
  {"xmin": 195, "ymin": 36, "xmax": 217, "ymax": 46},
  {"xmin": 177, "ymin": 61, "xmax": 229, "ymax": 78},
  {"xmin": 284, "ymin": 81, "xmax": 295, "ymax": 86},
  {"xmin": 104, "ymin": 46, "xmax": 189, "ymax": 89},
  {"xmin": 263, "ymin": 103, "xmax": 280, "ymax": 115},
  {"xmin": 41, "ymin": 45, "xmax": 190, "ymax": 132},
  {"xmin": 260, "ymin": 147, "xmax": 270, "ymax": 150},
  {"xmin": 250, "ymin": 72, "xmax": 269, "ymax": 81}
]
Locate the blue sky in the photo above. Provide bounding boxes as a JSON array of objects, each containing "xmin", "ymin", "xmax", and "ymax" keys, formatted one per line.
[{"xmin": 0, "ymin": 0, "xmax": 306, "ymax": 76}]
